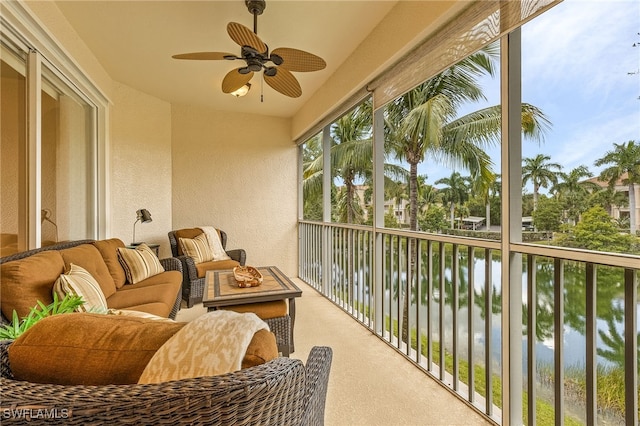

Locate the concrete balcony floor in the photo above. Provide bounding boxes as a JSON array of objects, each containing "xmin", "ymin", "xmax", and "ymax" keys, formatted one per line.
[{"xmin": 177, "ymin": 279, "xmax": 493, "ymax": 426}]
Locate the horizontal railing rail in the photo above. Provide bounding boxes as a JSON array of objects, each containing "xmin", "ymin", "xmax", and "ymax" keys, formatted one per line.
[{"xmin": 298, "ymin": 220, "xmax": 639, "ymax": 426}]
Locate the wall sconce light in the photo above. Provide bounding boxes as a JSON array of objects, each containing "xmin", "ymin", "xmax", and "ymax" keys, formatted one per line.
[
  {"xmin": 230, "ymin": 83, "xmax": 251, "ymax": 97},
  {"xmin": 132, "ymin": 209, "xmax": 152, "ymax": 245}
]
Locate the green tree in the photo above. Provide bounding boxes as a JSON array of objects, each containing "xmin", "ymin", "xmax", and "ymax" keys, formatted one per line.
[
  {"xmin": 385, "ymin": 43, "xmax": 551, "ymax": 233},
  {"xmin": 522, "ymin": 154, "xmax": 562, "ymax": 211},
  {"xmin": 552, "ymin": 165, "xmax": 600, "ymax": 224},
  {"xmin": 587, "ymin": 186, "xmax": 628, "ymax": 217},
  {"xmin": 558, "ymin": 206, "xmax": 637, "ymax": 253},
  {"xmin": 532, "ymin": 196, "xmax": 563, "ymax": 232},
  {"xmin": 435, "ymin": 172, "xmax": 471, "ymax": 229},
  {"xmin": 418, "ymin": 205, "xmax": 449, "ymax": 232},
  {"xmin": 594, "ymin": 140, "xmax": 640, "ymax": 234},
  {"xmin": 384, "ymin": 44, "xmax": 549, "ymax": 346},
  {"xmin": 302, "ymin": 134, "xmax": 324, "ymax": 220}
]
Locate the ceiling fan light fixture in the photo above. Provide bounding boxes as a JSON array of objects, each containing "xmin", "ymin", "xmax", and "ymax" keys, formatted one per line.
[{"xmin": 230, "ymin": 83, "xmax": 251, "ymax": 97}]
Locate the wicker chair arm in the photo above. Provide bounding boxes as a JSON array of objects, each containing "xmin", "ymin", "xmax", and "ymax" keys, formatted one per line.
[
  {"xmin": 159, "ymin": 257, "xmax": 182, "ymax": 273},
  {"xmin": 225, "ymin": 248, "xmax": 246, "ymax": 266},
  {"xmin": 176, "ymin": 255, "xmax": 199, "ymax": 282},
  {"xmin": 0, "ymin": 357, "xmax": 306, "ymax": 425},
  {"xmin": 301, "ymin": 346, "xmax": 333, "ymax": 426}
]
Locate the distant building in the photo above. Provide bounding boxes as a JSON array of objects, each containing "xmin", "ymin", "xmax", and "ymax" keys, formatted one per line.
[{"xmin": 586, "ymin": 172, "xmax": 639, "ymax": 229}]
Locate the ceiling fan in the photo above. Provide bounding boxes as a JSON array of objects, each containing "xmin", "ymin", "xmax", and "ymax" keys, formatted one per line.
[{"xmin": 172, "ymin": 0, "xmax": 326, "ymax": 98}]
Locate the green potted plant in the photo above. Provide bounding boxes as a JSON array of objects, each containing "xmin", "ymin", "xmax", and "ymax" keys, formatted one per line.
[{"xmin": 0, "ymin": 293, "xmax": 84, "ymax": 340}]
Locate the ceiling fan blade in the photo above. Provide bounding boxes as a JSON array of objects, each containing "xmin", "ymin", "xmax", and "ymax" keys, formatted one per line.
[
  {"xmin": 264, "ymin": 67, "xmax": 302, "ymax": 98},
  {"xmin": 227, "ymin": 22, "xmax": 267, "ymax": 53},
  {"xmin": 172, "ymin": 52, "xmax": 235, "ymax": 60},
  {"xmin": 271, "ymin": 48, "xmax": 326, "ymax": 72},
  {"xmin": 222, "ymin": 68, "xmax": 254, "ymax": 93}
]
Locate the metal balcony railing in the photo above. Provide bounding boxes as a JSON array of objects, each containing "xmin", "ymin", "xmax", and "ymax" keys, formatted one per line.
[{"xmin": 298, "ymin": 220, "xmax": 639, "ymax": 426}]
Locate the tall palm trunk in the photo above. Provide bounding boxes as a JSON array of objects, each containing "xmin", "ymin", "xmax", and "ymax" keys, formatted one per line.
[
  {"xmin": 533, "ymin": 182, "xmax": 540, "ymax": 211},
  {"xmin": 409, "ymin": 162, "xmax": 419, "ymax": 231},
  {"xmin": 346, "ymin": 180, "xmax": 355, "ymax": 224},
  {"xmin": 402, "ymin": 161, "xmax": 420, "ymax": 345},
  {"xmin": 485, "ymin": 201, "xmax": 491, "ymax": 230}
]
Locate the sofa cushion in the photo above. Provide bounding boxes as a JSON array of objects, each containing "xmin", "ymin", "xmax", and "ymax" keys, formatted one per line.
[
  {"xmin": 8, "ymin": 313, "xmax": 185, "ymax": 385},
  {"xmin": 59, "ymin": 244, "xmax": 116, "ymax": 298},
  {"xmin": 53, "ymin": 263, "xmax": 108, "ymax": 313},
  {"xmin": 221, "ymin": 300, "xmax": 288, "ymax": 320},
  {"xmin": 0, "ymin": 251, "xmax": 65, "ymax": 320},
  {"xmin": 138, "ymin": 311, "xmax": 277, "ymax": 383},
  {"xmin": 106, "ymin": 270, "xmax": 182, "ymax": 317},
  {"xmin": 179, "ymin": 233, "xmax": 213, "ymax": 264},
  {"xmin": 195, "ymin": 259, "xmax": 241, "ymax": 278},
  {"xmin": 117, "ymin": 244, "xmax": 164, "ymax": 284},
  {"xmin": 92, "ymin": 238, "xmax": 127, "ymax": 289}
]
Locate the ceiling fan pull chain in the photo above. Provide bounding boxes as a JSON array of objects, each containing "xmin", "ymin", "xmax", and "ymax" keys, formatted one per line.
[{"xmin": 261, "ymin": 72, "xmax": 264, "ymax": 103}]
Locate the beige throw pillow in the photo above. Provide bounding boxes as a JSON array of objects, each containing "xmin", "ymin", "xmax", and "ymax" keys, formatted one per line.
[
  {"xmin": 179, "ymin": 233, "xmax": 214, "ymax": 264},
  {"xmin": 53, "ymin": 263, "xmax": 108, "ymax": 313},
  {"xmin": 117, "ymin": 243, "xmax": 164, "ymax": 284}
]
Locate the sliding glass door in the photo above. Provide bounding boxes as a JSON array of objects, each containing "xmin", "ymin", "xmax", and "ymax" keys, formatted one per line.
[{"xmin": 1, "ymin": 33, "xmax": 98, "ymax": 254}]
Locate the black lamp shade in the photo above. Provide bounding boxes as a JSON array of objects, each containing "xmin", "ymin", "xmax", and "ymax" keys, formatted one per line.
[{"xmin": 137, "ymin": 209, "xmax": 152, "ymax": 223}]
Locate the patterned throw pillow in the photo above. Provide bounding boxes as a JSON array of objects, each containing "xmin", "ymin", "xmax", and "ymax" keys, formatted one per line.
[
  {"xmin": 179, "ymin": 233, "xmax": 214, "ymax": 264},
  {"xmin": 53, "ymin": 263, "xmax": 108, "ymax": 313},
  {"xmin": 116, "ymin": 243, "xmax": 165, "ymax": 284}
]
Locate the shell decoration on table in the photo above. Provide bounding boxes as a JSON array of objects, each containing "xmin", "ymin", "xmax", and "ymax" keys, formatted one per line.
[{"xmin": 233, "ymin": 266, "xmax": 264, "ymax": 288}]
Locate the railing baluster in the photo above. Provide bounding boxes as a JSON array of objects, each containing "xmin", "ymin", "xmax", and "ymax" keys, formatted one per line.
[
  {"xmin": 427, "ymin": 240, "xmax": 433, "ymax": 372},
  {"xmin": 439, "ymin": 242, "xmax": 446, "ymax": 381},
  {"xmin": 624, "ymin": 268, "xmax": 638, "ymax": 426},
  {"xmin": 485, "ymin": 248, "xmax": 493, "ymax": 416},
  {"xmin": 554, "ymin": 258, "xmax": 564, "ymax": 426},
  {"xmin": 416, "ymin": 239, "xmax": 422, "ymax": 365},
  {"xmin": 527, "ymin": 254, "xmax": 537, "ymax": 426},
  {"xmin": 585, "ymin": 262, "xmax": 596, "ymax": 426},
  {"xmin": 452, "ymin": 243, "xmax": 459, "ymax": 391},
  {"xmin": 468, "ymin": 246, "xmax": 475, "ymax": 402}
]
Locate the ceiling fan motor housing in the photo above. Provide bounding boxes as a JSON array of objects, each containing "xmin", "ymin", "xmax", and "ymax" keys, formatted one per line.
[{"xmin": 245, "ymin": 0, "xmax": 265, "ymax": 15}]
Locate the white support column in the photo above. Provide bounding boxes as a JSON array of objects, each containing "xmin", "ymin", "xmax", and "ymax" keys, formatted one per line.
[
  {"xmin": 373, "ymin": 107, "xmax": 385, "ymax": 334},
  {"xmin": 500, "ymin": 28, "xmax": 523, "ymax": 425},
  {"xmin": 321, "ymin": 126, "xmax": 332, "ymax": 295},
  {"xmin": 26, "ymin": 50, "xmax": 41, "ymax": 249}
]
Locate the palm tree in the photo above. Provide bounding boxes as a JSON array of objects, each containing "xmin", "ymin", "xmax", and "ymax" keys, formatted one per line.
[
  {"xmin": 384, "ymin": 43, "xmax": 550, "ymax": 346},
  {"xmin": 552, "ymin": 165, "xmax": 600, "ymax": 224},
  {"xmin": 303, "ymin": 100, "xmax": 408, "ymax": 224},
  {"xmin": 386, "ymin": 43, "xmax": 551, "ymax": 233},
  {"xmin": 435, "ymin": 172, "xmax": 470, "ymax": 229},
  {"xmin": 594, "ymin": 140, "xmax": 640, "ymax": 234},
  {"xmin": 522, "ymin": 154, "xmax": 562, "ymax": 211}
]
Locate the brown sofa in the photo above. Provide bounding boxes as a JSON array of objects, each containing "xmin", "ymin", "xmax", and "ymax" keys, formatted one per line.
[{"xmin": 0, "ymin": 239, "xmax": 183, "ymax": 322}]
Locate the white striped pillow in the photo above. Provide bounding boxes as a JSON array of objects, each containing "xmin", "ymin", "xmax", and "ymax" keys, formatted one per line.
[
  {"xmin": 117, "ymin": 243, "xmax": 165, "ymax": 284},
  {"xmin": 179, "ymin": 233, "xmax": 213, "ymax": 264},
  {"xmin": 53, "ymin": 263, "xmax": 108, "ymax": 312}
]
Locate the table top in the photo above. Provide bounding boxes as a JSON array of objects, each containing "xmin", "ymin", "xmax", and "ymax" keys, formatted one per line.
[{"xmin": 203, "ymin": 266, "xmax": 302, "ymax": 308}]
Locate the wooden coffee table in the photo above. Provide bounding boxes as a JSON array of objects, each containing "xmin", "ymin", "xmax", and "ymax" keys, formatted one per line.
[{"xmin": 203, "ymin": 266, "xmax": 302, "ymax": 356}]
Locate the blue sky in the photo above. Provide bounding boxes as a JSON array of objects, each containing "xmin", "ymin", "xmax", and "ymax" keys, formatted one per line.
[{"xmin": 421, "ymin": 0, "xmax": 640, "ymax": 193}]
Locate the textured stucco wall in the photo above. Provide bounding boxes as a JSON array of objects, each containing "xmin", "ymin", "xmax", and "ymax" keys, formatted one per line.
[
  {"xmin": 171, "ymin": 104, "xmax": 297, "ymax": 275},
  {"xmin": 110, "ymin": 83, "xmax": 173, "ymax": 258}
]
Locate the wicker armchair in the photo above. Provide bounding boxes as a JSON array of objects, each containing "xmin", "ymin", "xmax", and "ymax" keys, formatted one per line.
[
  {"xmin": 0, "ymin": 341, "xmax": 332, "ymax": 425},
  {"xmin": 168, "ymin": 229, "xmax": 246, "ymax": 308}
]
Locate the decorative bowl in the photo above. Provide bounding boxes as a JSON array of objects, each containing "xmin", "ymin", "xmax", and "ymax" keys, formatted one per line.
[{"xmin": 233, "ymin": 266, "xmax": 263, "ymax": 288}]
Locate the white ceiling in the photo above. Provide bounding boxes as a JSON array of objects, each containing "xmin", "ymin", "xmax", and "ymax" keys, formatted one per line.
[{"xmin": 54, "ymin": 1, "xmax": 398, "ymax": 118}]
